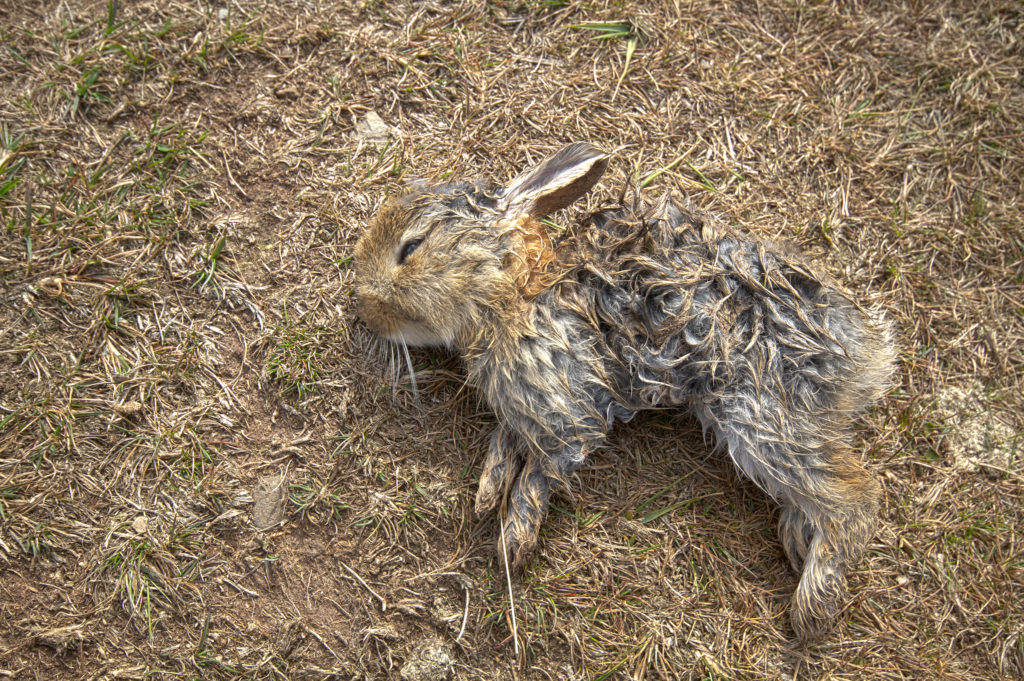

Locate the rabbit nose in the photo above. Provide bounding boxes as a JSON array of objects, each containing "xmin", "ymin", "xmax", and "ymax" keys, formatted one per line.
[
  {"xmin": 355, "ymin": 288, "xmax": 379, "ymax": 319},
  {"xmin": 355, "ymin": 289, "xmax": 391, "ymax": 332}
]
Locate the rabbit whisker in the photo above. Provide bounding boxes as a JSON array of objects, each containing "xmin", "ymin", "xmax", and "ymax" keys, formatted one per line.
[
  {"xmin": 500, "ymin": 524, "xmax": 520, "ymax": 656},
  {"xmin": 388, "ymin": 342, "xmax": 398, "ymax": 397},
  {"xmin": 400, "ymin": 337, "xmax": 420, "ymax": 402}
]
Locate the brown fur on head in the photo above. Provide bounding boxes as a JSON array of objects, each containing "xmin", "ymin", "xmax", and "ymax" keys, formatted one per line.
[{"xmin": 354, "ymin": 144, "xmax": 608, "ymax": 349}]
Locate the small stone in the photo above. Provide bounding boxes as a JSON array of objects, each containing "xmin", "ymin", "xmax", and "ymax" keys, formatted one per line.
[
  {"xmin": 400, "ymin": 641, "xmax": 453, "ymax": 681},
  {"xmin": 131, "ymin": 516, "xmax": 148, "ymax": 534},
  {"xmin": 354, "ymin": 111, "xmax": 391, "ymax": 144},
  {"xmin": 113, "ymin": 400, "xmax": 144, "ymax": 418},
  {"xmin": 253, "ymin": 475, "xmax": 287, "ymax": 530},
  {"xmin": 275, "ymin": 85, "xmax": 300, "ymax": 100}
]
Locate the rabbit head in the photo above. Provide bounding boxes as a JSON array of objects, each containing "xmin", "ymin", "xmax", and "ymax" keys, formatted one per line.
[{"xmin": 354, "ymin": 143, "xmax": 608, "ymax": 348}]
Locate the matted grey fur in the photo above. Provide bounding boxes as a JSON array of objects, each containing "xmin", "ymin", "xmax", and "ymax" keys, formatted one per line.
[{"xmin": 354, "ymin": 143, "xmax": 895, "ymax": 641}]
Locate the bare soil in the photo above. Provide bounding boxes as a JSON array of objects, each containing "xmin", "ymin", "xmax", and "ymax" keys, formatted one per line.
[{"xmin": 1, "ymin": 1, "xmax": 1021, "ymax": 679}]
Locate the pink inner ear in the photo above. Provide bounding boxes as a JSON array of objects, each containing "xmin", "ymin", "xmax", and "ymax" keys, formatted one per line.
[{"xmin": 500, "ymin": 143, "xmax": 608, "ymax": 219}]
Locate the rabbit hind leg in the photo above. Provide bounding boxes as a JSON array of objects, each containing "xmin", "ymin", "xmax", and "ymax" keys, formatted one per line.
[
  {"xmin": 712, "ymin": 407, "xmax": 880, "ymax": 641},
  {"xmin": 788, "ymin": 450, "xmax": 880, "ymax": 641}
]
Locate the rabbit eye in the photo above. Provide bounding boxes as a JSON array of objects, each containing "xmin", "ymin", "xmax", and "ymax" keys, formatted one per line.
[{"xmin": 398, "ymin": 238, "xmax": 423, "ymax": 265}]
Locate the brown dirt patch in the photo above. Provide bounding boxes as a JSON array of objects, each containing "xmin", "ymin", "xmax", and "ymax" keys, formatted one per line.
[{"xmin": 1, "ymin": 0, "xmax": 1022, "ymax": 679}]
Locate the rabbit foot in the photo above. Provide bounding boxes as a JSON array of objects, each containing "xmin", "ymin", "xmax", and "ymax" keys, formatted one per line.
[
  {"xmin": 789, "ymin": 531, "xmax": 849, "ymax": 643},
  {"xmin": 475, "ymin": 428, "xmax": 522, "ymax": 516},
  {"xmin": 498, "ymin": 456, "xmax": 552, "ymax": 567}
]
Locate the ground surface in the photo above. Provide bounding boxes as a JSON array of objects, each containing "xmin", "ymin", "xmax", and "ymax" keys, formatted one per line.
[{"xmin": 1, "ymin": 1, "xmax": 1022, "ymax": 679}]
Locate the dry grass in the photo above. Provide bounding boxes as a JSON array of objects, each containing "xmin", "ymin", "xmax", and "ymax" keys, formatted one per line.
[{"xmin": 1, "ymin": 0, "xmax": 1022, "ymax": 679}]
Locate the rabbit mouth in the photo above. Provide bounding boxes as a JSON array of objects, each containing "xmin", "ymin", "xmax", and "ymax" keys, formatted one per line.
[
  {"xmin": 356, "ymin": 292, "xmax": 446, "ymax": 347},
  {"xmin": 387, "ymin": 321, "xmax": 454, "ymax": 348},
  {"xmin": 359, "ymin": 297, "xmax": 455, "ymax": 348},
  {"xmin": 360, "ymin": 307, "xmax": 453, "ymax": 348}
]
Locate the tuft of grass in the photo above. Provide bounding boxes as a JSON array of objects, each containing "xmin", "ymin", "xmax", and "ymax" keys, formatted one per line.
[
  {"xmin": 191, "ymin": 235, "xmax": 230, "ymax": 292},
  {"xmin": 263, "ymin": 308, "xmax": 332, "ymax": 399},
  {"xmin": 95, "ymin": 515, "xmax": 208, "ymax": 642},
  {"xmin": 570, "ymin": 20, "xmax": 644, "ymax": 98},
  {"xmin": 289, "ymin": 472, "xmax": 350, "ymax": 523},
  {"xmin": 570, "ymin": 21, "xmax": 638, "ymax": 41}
]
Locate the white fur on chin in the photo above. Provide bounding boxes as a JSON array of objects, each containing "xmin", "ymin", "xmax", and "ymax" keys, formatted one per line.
[{"xmin": 389, "ymin": 324, "xmax": 454, "ymax": 348}]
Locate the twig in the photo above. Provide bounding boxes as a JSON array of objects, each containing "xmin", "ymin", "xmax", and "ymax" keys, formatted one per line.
[
  {"xmin": 222, "ymin": 577, "xmax": 258, "ymax": 597},
  {"xmin": 456, "ymin": 587, "xmax": 470, "ymax": 643},
  {"xmin": 340, "ymin": 560, "xmax": 387, "ymax": 611},
  {"xmin": 223, "ymin": 150, "xmax": 250, "ymax": 199},
  {"xmin": 306, "ymin": 625, "xmax": 344, "ymax": 661}
]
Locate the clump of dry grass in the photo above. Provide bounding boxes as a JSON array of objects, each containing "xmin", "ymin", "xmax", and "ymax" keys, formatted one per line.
[{"xmin": 1, "ymin": 0, "xmax": 1021, "ymax": 679}]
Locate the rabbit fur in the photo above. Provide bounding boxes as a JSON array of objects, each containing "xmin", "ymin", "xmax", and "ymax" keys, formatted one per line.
[{"xmin": 354, "ymin": 143, "xmax": 895, "ymax": 641}]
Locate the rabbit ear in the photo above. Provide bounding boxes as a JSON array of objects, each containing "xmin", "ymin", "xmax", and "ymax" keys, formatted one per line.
[{"xmin": 498, "ymin": 143, "xmax": 608, "ymax": 218}]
